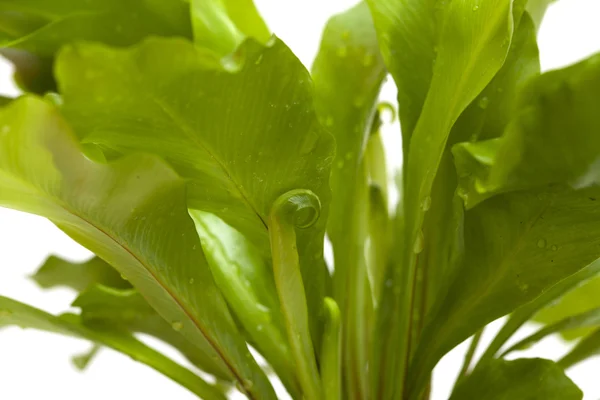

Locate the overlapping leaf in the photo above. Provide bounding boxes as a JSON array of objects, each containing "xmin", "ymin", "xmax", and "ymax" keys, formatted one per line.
[
  {"xmin": 311, "ymin": 3, "xmax": 386, "ymax": 397},
  {"xmin": 0, "ymin": 96, "xmax": 275, "ymax": 399},
  {"xmin": 55, "ymin": 38, "xmax": 334, "ymax": 346},
  {"xmin": 412, "ymin": 52, "xmax": 600, "ymax": 398},
  {"xmin": 0, "ymin": 296, "xmax": 226, "ymax": 400},
  {"xmin": 0, "ymin": 0, "xmax": 192, "ymax": 92}
]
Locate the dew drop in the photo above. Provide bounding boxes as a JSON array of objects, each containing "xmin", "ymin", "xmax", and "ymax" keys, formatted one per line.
[
  {"xmin": 345, "ymin": 152, "xmax": 353, "ymax": 161},
  {"xmin": 413, "ymin": 231, "xmax": 425, "ymax": 254},
  {"xmin": 189, "ymin": 278, "xmax": 195, "ymax": 284},
  {"xmin": 478, "ymin": 96, "xmax": 490, "ymax": 109},
  {"xmin": 472, "ymin": 5, "xmax": 480, "ymax": 11},
  {"xmin": 172, "ymin": 321, "xmax": 183, "ymax": 331},
  {"xmin": 325, "ymin": 116, "xmax": 334, "ymax": 127},
  {"xmin": 336, "ymin": 46, "xmax": 348, "ymax": 58},
  {"xmin": 337, "ymin": 160, "xmax": 344, "ymax": 169},
  {"xmin": 257, "ymin": 325, "xmax": 263, "ymax": 332},
  {"xmin": 551, "ymin": 245, "xmax": 558, "ymax": 251},
  {"xmin": 421, "ymin": 196, "xmax": 432, "ymax": 212},
  {"xmin": 120, "ymin": 274, "xmax": 128, "ymax": 281},
  {"xmin": 537, "ymin": 239, "xmax": 547, "ymax": 249}
]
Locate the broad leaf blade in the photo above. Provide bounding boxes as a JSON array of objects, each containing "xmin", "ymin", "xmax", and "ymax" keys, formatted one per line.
[
  {"xmin": 0, "ymin": 296, "xmax": 226, "ymax": 400},
  {"xmin": 415, "ymin": 52, "xmax": 600, "ymax": 397},
  {"xmin": 0, "ymin": 0, "xmax": 192, "ymax": 93},
  {"xmin": 450, "ymin": 358, "xmax": 582, "ymax": 400},
  {"xmin": 559, "ymin": 327, "xmax": 600, "ymax": 369},
  {"xmin": 56, "ymin": 38, "xmax": 334, "ymax": 346},
  {"xmin": 0, "ymin": 97, "xmax": 275, "ymax": 399}
]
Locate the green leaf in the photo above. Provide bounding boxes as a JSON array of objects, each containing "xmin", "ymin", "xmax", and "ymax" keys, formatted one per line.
[
  {"xmin": 320, "ymin": 297, "xmax": 341, "ymax": 400},
  {"xmin": 502, "ymin": 306, "xmax": 600, "ymax": 355},
  {"xmin": 72, "ymin": 344, "xmax": 101, "ymax": 371},
  {"xmin": 533, "ymin": 276, "xmax": 600, "ymax": 341},
  {"xmin": 73, "ymin": 285, "xmax": 233, "ymax": 380},
  {"xmin": 190, "ymin": 0, "xmax": 270, "ymax": 56},
  {"xmin": 0, "ymin": 296, "xmax": 226, "ymax": 400},
  {"xmin": 0, "ymin": 0, "xmax": 192, "ymax": 93},
  {"xmin": 55, "ymin": 37, "xmax": 334, "ymax": 347},
  {"xmin": 370, "ymin": 1, "xmax": 519, "ymax": 397},
  {"xmin": 480, "ymin": 259, "xmax": 600, "ymax": 363},
  {"xmin": 412, "ymin": 52, "xmax": 600, "ymax": 398},
  {"xmin": 526, "ymin": 0, "xmax": 556, "ymax": 29},
  {"xmin": 190, "ymin": 210, "xmax": 299, "ymax": 397},
  {"xmin": 311, "ymin": 3, "xmax": 386, "ymax": 398},
  {"xmin": 31, "ymin": 256, "xmax": 130, "ymax": 292},
  {"xmin": 0, "ymin": 96, "xmax": 275, "ymax": 399},
  {"xmin": 450, "ymin": 358, "xmax": 582, "ymax": 400},
  {"xmin": 559, "ymin": 327, "xmax": 600, "ymax": 369}
]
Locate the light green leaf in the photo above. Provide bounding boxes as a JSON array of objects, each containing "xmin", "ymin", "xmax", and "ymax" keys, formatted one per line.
[
  {"xmin": 311, "ymin": 3, "xmax": 386, "ymax": 398},
  {"xmin": 190, "ymin": 0, "xmax": 270, "ymax": 56},
  {"xmin": 72, "ymin": 344, "xmax": 101, "ymax": 371},
  {"xmin": 0, "ymin": 96, "xmax": 275, "ymax": 399},
  {"xmin": 559, "ymin": 327, "xmax": 600, "ymax": 369},
  {"xmin": 31, "ymin": 255, "xmax": 130, "ymax": 292},
  {"xmin": 502, "ymin": 306, "xmax": 600, "ymax": 355},
  {"xmin": 190, "ymin": 210, "xmax": 299, "ymax": 397},
  {"xmin": 55, "ymin": 38, "xmax": 334, "ymax": 347},
  {"xmin": 371, "ymin": 1, "xmax": 518, "ymax": 397},
  {"xmin": 0, "ymin": 296, "xmax": 226, "ymax": 400},
  {"xmin": 320, "ymin": 297, "xmax": 341, "ymax": 400},
  {"xmin": 73, "ymin": 285, "xmax": 232, "ymax": 380},
  {"xmin": 450, "ymin": 358, "xmax": 582, "ymax": 400},
  {"xmin": 413, "ymin": 52, "xmax": 600, "ymax": 397}
]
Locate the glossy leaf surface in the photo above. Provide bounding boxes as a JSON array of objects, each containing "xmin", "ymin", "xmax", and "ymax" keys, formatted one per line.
[{"xmin": 0, "ymin": 96, "xmax": 275, "ymax": 399}]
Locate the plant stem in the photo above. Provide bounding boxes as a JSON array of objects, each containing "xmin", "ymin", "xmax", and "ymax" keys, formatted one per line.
[
  {"xmin": 455, "ymin": 328, "xmax": 484, "ymax": 387},
  {"xmin": 269, "ymin": 190, "xmax": 322, "ymax": 400},
  {"xmin": 321, "ymin": 297, "xmax": 342, "ymax": 400}
]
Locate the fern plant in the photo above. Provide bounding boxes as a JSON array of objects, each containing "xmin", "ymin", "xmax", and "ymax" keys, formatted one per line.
[{"xmin": 0, "ymin": 0, "xmax": 599, "ymax": 399}]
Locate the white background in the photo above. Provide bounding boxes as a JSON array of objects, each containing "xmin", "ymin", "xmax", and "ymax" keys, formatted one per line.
[{"xmin": 1, "ymin": 0, "xmax": 600, "ymax": 399}]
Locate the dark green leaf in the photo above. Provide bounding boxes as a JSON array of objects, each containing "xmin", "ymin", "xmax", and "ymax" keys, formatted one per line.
[
  {"xmin": 55, "ymin": 38, "xmax": 334, "ymax": 347},
  {"xmin": 0, "ymin": 295, "xmax": 226, "ymax": 400},
  {"xmin": 0, "ymin": 96, "xmax": 275, "ymax": 399},
  {"xmin": 450, "ymin": 358, "xmax": 582, "ymax": 400},
  {"xmin": 559, "ymin": 327, "xmax": 600, "ymax": 369}
]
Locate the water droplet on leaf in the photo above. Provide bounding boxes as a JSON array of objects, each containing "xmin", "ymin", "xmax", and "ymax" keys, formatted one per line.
[
  {"xmin": 189, "ymin": 278, "xmax": 195, "ymax": 284},
  {"xmin": 325, "ymin": 116, "xmax": 334, "ymax": 127},
  {"xmin": 478, "ymin": 96, "xmax": 490, "ymax": 109},
  {"xmin": 413, "ymin": 231, "xmax": 425, "ymax": 254},
  {"xmin": 472, "ymin": 5, "xmax": 480, "ymax": 11},
  {"xmin": 537, "ymin": 239, "xmax": 547, "ymax": 249},
  {"xmin": 421, "ymin": 196, "xmax": 432, "ymax": 211},
  {"xmin": 172, "ymin": 321, "xmax": 183, "ymax": 331},
  {"xmin": 551, "ymin": 245, "xmax": 558, "ymax": 251}
]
